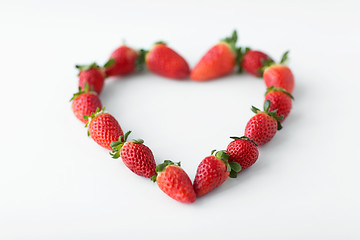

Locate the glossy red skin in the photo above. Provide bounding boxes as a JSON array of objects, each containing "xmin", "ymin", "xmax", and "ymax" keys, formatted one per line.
[
  {"xmin": 190, "ymin": 42, "xmax": 236, "ymax": 81},
  {"xmin": 146, "ymin": 44, "xmax": 190, "ymax": 80},
  {"xmin": 105, "ymin": 45, "xmax": 138, "ymax": 77},
  {"xmin": 72, "ymin": 92, "xmax": 102, "ymax": 124},
  {"xmin": 265, "ymin": 91, "xmax": 292, "ymax": 122},
  {"xmin": 227, "ymin": 139, "xmax": 259, "ymax": 170},
  {"xmin": 193, "ymin": 156, "xmax": 229, "ymax": 197},
  {"xmin": 157, "ymin": 165, "xmax": 196, "ymax": 203},
  {"xmin": 120, "ymin": 142, "xmax": 156, "ymax": 178},
  {"xmin": 263, "ymin": 65, "xmax": 294, "ymax": 93},
  {"xmin": 242, "ymin": 50, "xmax": 271, "ymax": 77},
  {"xmin": 78, "ymin": 68, "xmax": 105, "ymax": 94},
  {"xmin": 88, "ymin": 113, "xmax": 124, "ymax": 150},
  {"xmin": 245, "ymin": 113, "xmax": 278, "ymax": 146}
]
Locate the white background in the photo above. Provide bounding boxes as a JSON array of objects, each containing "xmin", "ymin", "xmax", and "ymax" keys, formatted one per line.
[{"xmin": 1, "ymin": 0, "xmax": 360, "ymax": 239}]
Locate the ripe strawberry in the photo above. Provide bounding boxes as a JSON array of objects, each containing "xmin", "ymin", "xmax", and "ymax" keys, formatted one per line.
[
  {"xmin": 152, "ymin": 160, "xmax": 196, "ymax": 203},
  {"xmin": 193, "ymin": 150, "xmax": 241, "ymax": 197},
  {"xmin": 262, "ymin": 51, "xmax": 295, "ymax": 93},
  {"xmin": 110, "ymin": 131, "xmax": 156, "ymax": 178},
  {"xmin": 245, "ymin": 100, "xmax": 283, "ymax": 146},
  {"xmin": 76, "ymin": 63, "xmax": 105, "ymax": 94},
  {"xmin": 190, "ymin": 30, "xmax": 239, "ymax": 81},
  {"xmin": 70, "ymin": 84, "xmax": 102, "ymax": 124},
  {"xmin": 265, "ymin": 86, "xmax": 294, "ymax": 122},
  {"xmin": 227, "ymin": 136, "xmax": 259, "ymax": 170},
  {"xmin": 84, "ymin": 108, "xmax": 124, "ymax": 150},
  {"xmin": 241, "ymin": 50, "xmax": 272, "ymax": 77},
  {"xmin": 105, "ymin": 45, "xmax": 138, "ymax": 77},
  {"xmin": 137, "ymin": 42, "xmax": 190, "ymax": 79}
]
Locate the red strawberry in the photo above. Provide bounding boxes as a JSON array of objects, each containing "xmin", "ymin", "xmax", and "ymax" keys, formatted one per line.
[
  {"xmin": 105, "ymin": 45, "xmax": 138, "ymax": 77},
  {"xmin": 110, "ymin": 131, "xmax": 156, "ymax": 178},
  {"xmin": 152, "ymin": 160, "xmax": 196, "ymax": 203},
  {"xmin": 85, "ymin": 108, "xmax": 124, "ymax": 150},
  {"xmin": 190, "ymin": 30, "xmax": 238, "ymax": 81},
  {"xmin": 265, "ymin": 86, "xmax": 294, "ymax": 122},
  {"xmin": 137, "ymin": 42, "xmax": 190, "ymax": 79},
  {"xmin": 76, "ymin": 63, "xmax": 105, "ymax": 94},
  {"xmin": 227, "ymin": 136, "xmax": 259, "ymax": 170},
  {"xmin": 245, "ymin": 100, "xmax": 283, "ymax": 146},
  {"xmin": 263, "ymin": 51, "xmax": 295, "ymax": 93},
  {"xmin": 70, "ymin": 84, "xmax": 102, "ymax": 124},
  {"xmin": 193, "ymin": 150, "xmax": 241, "ymax": 197},
  {"xmin": 241, "ymin": 50, "xmax": 272, "ymax": 77}
]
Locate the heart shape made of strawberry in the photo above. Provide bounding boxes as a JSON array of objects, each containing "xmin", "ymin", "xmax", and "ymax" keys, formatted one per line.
[{"xmin": 70, "ymin": 30, "xmax": 295, "ymax": 204}]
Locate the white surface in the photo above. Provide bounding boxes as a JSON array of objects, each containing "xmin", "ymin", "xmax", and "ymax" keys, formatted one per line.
[{"xmin": 1, "ymin": 0, "xmax": 360, "ymax": 239}]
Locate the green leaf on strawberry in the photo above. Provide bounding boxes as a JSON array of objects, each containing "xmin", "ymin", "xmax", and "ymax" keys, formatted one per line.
[
  {"xmin": 151, "ymin": 160, "xmax": 181, "ymax": 182},
  {"xmin": 75, "ymin": 62, "xmax": 100, "ymax": 72},
  {"xmin": 211, "ymin": 150, "xmax": 241, "ymax": 178},
  {"xmin": 104, "ymin": 58, "xmax": 115, "ymax": 68},
  {"xmin": 110, "ymin": 131, "xmax": 132, "ymax": 158},
  {"xmin": 265, "ymin": 86, "xmax": 294, "ymax": 100}
]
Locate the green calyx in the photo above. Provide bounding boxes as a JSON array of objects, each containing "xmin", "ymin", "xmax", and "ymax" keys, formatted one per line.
[
  {"xmin": 220, "ymin": 30, "xmax": 252, "ymax": 73},
  {"xmin": 75, "ymin": 62, "xmax": 100, "ymax": 73},
  {"xmin": 109, "ymin": 131, "xmax": 140, "ymax": 159},
  {"xmin": 135, "ymin": 49, "xmax": 148, "ymax": 71},
  {"xmin": 151, "ymin": 160, "xmax": 181, "ymax": 182},
  {"xmin": 69, "ymin": 83, "xmax": 91, "ymax": 102},
  {"xmin": 236, "ymin": 47, "xmax": 250, "ymax": 73},
  {"xmin": 211, "ymin": 150, "xmax": 241, "ymax": 178},
  {"xmin": 154, "ymin": 41, "xmax": 167, "ymax": 45},
  {"xmin": 84, "ymin": 107, "xmax": 105, "ymax": 137},
  {"xmin": 103, "ymin": 58, "xmax": 115, "ymax": 68},
  {"xmin": 221, "ymin": 30, "xmax": 238, "ymax": 53},
  {"xmin": 280, "ymin": 50, "xmax": 289, "ymax": 64},
  {"xmin": 130, "ymin": 139, "xmax": 144, "ymax": 144},
  {"xmin": 230, "ymin": 136, "xmax": 258, "ymax": 146},
  {"xmin": 258, "ymin": 50, "xmax": 290, "ymax": 75},
  {"xmin": 135, "ymin": 41, "xmax": 166, "ymax": 71},
  {"xmin": 257, "ymin": 58, "xmax": 275, "ymax": 76},
  {"xmin": 251, "ymin": 100, "xmax": 284, "ymax": 130},
  {"xmin": 265, "ymin": 86, "xmax": 294, "ymax": 100}
]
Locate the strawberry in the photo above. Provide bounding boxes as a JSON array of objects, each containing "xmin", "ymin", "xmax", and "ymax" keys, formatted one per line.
[
  {"xmin": 262, "ymin": 51, "xmax": 295, "ymax": 93},
  {"xmin": 152, "ymin": 160, "xmax": 196, "ymax": 203},
  {"xmin": 76, "ymin": 62, "xmax": 106, "ymax": 94},
  {"xmin": 105, "ymin": 45, "xmax": 138, "ymax": 77},
  {"xmin": 190, "ymin": 30, "xmax": 239, "ymax": 81},
  {"xmin": 84, "ymin": 108, "xmax": 124, "ymax": 150},
  {"xmin": 137, "ymin": 42, "xmax": 190, "ymax": 79},
  {"xmin": 110, "ymin": 131, "xmax": 156, "ymax": 178},
  {"xmin": 241, "ymin": 50, "xmax": 272, "ymax": 77},
  {"xmin": 265, "ymin": 86, "xmax": 294, "ymax": 122},
  {"xmin": 193, "ymin": 150, "xmax": 241, "ymax": 197},
  {"xmin": 227, "ymin": 136, "xmax": 259, "ymax": 170},
  {"xmin": 244, "ymin": 100, "xmax": 283, "ymax": 146},
  {"xmin": 70, "ymin": 84, "xmax": 102, "ymax": 124}
]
